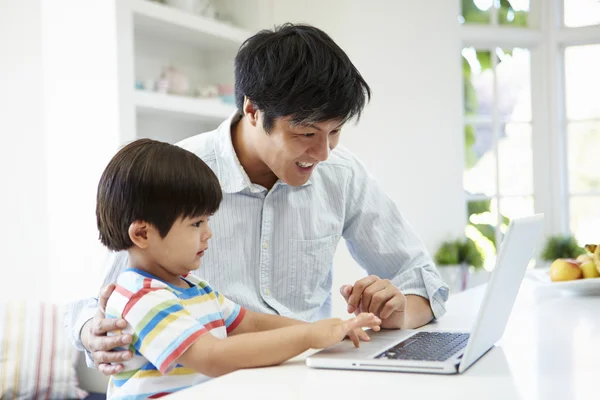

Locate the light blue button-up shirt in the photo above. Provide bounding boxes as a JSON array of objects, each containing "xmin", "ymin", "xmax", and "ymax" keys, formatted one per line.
[{"xmin": 66, "ymin": 113, "xmax": 449, "ymax": 352}]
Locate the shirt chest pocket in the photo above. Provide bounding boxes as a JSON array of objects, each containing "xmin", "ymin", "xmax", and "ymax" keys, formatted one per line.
[{"xmin": 288, "ymin": 234, "xmax": 340, "ymax": 300}]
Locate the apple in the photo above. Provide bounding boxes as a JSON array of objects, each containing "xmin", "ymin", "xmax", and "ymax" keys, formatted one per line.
[
  {"xmin": 580, "ymin": 260, "xmax": 600, "ymax": 279},
  {"xmin": 549, "ymin": 258, "xmax": 583, "ymax": 282}
]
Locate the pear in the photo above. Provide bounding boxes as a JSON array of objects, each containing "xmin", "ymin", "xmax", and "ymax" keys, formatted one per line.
[
  {"xmin": 584, "ymin": 244, "xmax": 600, "ymax": 275},
  {"xmin": 580, "ymin": 260, "xmax": 600, "ymax": 279}
]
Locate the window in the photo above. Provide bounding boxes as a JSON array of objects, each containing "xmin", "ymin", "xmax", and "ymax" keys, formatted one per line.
[
  {"xmin": 463, "ymin": 47, "xmax": 533, "ymax": 268},
  {"xmin": 564, "ymin": 0, "xmax": 600, "ymax": 27},
  {"xmin": 460, "ymin": 0, "xmax": 600, "ymax": 268},
  {"xmin": 564, "ymin": 44, "xmax": 600, "ymax": 244},
  {"xmin": 460, "ymin": 0, "xmax": 530, "ymax": 26}
]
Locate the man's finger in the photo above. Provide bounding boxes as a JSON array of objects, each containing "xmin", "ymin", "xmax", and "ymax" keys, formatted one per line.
[
  {"xmin": 98, "ymin": 363, "xmax": 125, "ymax": 376},
  {"xmin": 93, "ymin": 349, "xmax": 132, "ymax": 365},
  {"xmin": 347, "ymin": 275, "xmax": 378, "ymax": 312},
  {"xmin": 92, "ymin": 317, "xmax": 128, "ymax": 336},
  {"xmin": 98, "ymin": 284, "xmax": 116, "ymax": 314},
  {"xmin": 368, "ymin": 287, "xmax": 396, "ymax": 316},
  {"xmin": 360, "ymin": 280, "xmax": 389, "ymax": 314},
  {"xmin": 339, "ymin": 285, "xmax": 352, "ymax": 301},
  {"xmin": 89, "ymin": 333, "xmax": 132, "ymax": 352},
  {"xmin": 380, "ymin": 295, "xmax": 406, "ymax": 320}
]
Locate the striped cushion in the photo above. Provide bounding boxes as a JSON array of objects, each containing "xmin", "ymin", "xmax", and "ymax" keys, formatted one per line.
[{"xmin": 0, "ymin": 302, "xmax": 88, "ymax": 399}]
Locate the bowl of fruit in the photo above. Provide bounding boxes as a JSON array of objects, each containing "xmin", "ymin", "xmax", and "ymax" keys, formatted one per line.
[{"xmin": 527, "ymin": 244, "xmax": 600, "ymax": 295}]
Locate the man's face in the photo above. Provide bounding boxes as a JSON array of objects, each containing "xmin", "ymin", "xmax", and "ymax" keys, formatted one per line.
[{"xmin": 254, "ymin": 115, "xmax": 344, "ymax": 186}]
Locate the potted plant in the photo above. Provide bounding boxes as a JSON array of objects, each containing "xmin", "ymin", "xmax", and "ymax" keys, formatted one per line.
[
  {"xmin": 540, "ymin": 235, "xmax": 585, "ymax": 262},
  {"xmin": 434, "ymin": 238, "xmax": 485, "ymax": 293}
]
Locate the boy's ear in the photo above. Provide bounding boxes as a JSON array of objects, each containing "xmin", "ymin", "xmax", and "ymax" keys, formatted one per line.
[
  {"xmin": 128, "ymin": 220, "xmax": 150, "ymax": 249},
  {"xmin": 243, "ymin": 96, "xmax": 260, "ymax": 128}
]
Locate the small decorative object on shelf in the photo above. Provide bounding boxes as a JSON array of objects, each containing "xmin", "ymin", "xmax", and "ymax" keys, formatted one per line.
[
  {"xmin": 217, "ymin": 83, "xmax": 235, "ymax": 104},
  {"xmin": 196, "ymin": 84, "xmax": 219, "ymax": 98},
  {"xmin": 144, "ymin": 79, "xmax": 155, "ymax": 91},
  {"xmin": 196, "ymin": 0, "xmax": 217, "ymax": 19},
  {"xmin": 155, "ymin": 65, "xmax": 190, "ymax": 96},
  {"xmin": 165, "ymin": 0, "xmax": 198, "ymax": 14}
]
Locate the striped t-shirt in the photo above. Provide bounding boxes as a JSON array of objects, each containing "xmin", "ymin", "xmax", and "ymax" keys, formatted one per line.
[{"xmin": 105, "ymin": 268, "xmax": 246, "ymax": 399}]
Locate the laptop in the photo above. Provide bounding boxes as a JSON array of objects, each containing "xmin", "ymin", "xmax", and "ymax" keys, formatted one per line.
[{"xmin": 307, "ymin": 214, "xmax": 544, "ymax": 374}]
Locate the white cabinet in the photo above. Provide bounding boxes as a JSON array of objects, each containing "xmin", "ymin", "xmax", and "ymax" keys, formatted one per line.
[{"xmin": 117, "ymin": 0, "xmax": 255, "ymax": 144}]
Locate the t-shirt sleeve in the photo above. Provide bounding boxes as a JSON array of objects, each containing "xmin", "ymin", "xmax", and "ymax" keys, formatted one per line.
[
  {"xmin": 214, "ymin": 290, "xmax": 246, "ymax": 334},
  {"xmin": 123, "ymin": 288, "xmax": 207, "ymax": 374}
]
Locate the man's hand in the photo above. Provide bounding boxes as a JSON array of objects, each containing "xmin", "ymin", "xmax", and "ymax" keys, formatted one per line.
[
  {"xmin": 340, "ymin": 276, "xmax": 407, "ymax": 329},
  {"xmin": 82, "ymin": 284, "xmax": 133, "ymax": 375}
]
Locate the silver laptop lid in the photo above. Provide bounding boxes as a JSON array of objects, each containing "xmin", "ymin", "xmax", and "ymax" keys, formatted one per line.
[{"xmin": 458, "ymin": 214, "xmax": 544, "ymax": 373}]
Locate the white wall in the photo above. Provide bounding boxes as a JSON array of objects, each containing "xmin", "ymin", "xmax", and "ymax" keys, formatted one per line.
[
  {"xmin": 42, "ymin": 0, "xmax": 124, "ymax": 302},
  {"xmin": 0, "ymin": 0, "xmax": 123, "ymax": 302},
  {"xmin": 0, "ymin": 0, "xmax": 49, "ymax": 301},
  {"xmin": 1, "ymin": 0, "xmax": 464, "ymax": 311},
  {"xmin": 268, "ymin": 0, "xmax": 465, "ymax": 318}
]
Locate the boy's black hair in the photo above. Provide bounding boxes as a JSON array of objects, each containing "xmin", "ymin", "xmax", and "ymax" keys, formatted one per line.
[
  {"xmin": 96, "ymin": 139, "xmax": 222, "ymax": 251},
  {"xmin": 234, "ymin": 23, "xmax": 371, "ymax": 132}
]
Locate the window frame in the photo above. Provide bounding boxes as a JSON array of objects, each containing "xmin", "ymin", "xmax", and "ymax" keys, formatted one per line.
[{"xmin": 460, "ymin": 0, "xmax": 600, "ymax": 248}]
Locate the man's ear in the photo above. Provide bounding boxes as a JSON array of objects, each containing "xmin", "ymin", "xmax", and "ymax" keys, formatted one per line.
[
  {"xmin": 128, "ymin": 220, "xmax": 150, "ymax": 249},
  {"xmin": 243, "ymin": 96, "xmax": 260, "ymax": 128}
]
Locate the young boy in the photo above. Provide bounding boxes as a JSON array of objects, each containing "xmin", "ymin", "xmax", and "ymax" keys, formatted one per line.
[{"xmin": 97, "ymin": 139, "xmax": 381, "ymax": 399}]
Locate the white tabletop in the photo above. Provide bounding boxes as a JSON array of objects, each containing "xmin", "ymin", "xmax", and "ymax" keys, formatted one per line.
[{"xmin": 166, "ymin": 281, "xmax": 600, "ymax": 400}]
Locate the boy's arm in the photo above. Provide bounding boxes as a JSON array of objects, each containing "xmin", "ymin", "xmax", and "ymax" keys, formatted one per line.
[
  {"xmin": 177, "ymin": 324, "xmax": 310, "ymax": 377},
  {"xmin": 228, "ymin": 310, "xmax": 306, "ymax": 335},
  {"xmin": 177, "ymin": 313, "xmax": 381, "ymax": 377}
]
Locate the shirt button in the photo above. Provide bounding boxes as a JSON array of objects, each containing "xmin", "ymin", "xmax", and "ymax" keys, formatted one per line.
[
  {"xmin": 265, "ymin": 289, "xmax": 271, "ymax": 296},
  {"xmin": 263, "ymin": 241, "xmax": 268, "ymax": 249}
]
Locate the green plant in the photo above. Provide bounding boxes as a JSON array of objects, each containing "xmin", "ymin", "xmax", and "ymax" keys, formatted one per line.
[
  {"xmin": 541, "ymin": 235, "xmax": 586, "ymax": 261},
  {"xmin": 434, "ymin": 238, "xmax": 484, "ymax": 269}
]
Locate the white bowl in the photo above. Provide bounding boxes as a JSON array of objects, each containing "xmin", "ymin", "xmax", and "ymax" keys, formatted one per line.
[{"xmin": 525, "ymin": 267, "xmax": 600, "ymax": 295}]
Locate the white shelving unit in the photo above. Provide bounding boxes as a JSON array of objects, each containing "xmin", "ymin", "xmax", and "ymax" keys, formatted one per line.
[
  {"xmin": 135, "ymin": 90, "xmax": 235, "ymax": 122},
  {"xmin": 131, "ymin": 0, "xmax": 250, "ymax": 52},
  {"xmin": 117, "ymin": 0, "xmax": 253, "ymax": 144}
]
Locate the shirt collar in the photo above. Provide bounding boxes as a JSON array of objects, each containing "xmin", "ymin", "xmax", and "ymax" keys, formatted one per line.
[{"xmin": 214, "ymin": 112, "xmax": 313, "ymax": 194}]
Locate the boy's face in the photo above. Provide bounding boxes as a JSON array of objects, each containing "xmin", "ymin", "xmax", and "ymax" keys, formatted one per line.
[
  {"xmin": 255, "ymin": 116, "xmax": 344, "ymax": 186},
  {"xmin": 147, "ymin": 215, "xmax": 212, "ymax": 276}
]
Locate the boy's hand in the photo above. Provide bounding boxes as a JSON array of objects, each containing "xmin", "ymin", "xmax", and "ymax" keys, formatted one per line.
[
  {"xmin": 305, "ymin": 313, "xmax": 381, "ymax": 349},
  {"xmin": 83, "ymin": 284, "xmax": 133, "ymax": 375}
]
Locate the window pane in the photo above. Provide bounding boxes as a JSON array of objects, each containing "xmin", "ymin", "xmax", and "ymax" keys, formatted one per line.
[
  {"xmin": 570, "ymin": 196, "xmax": 600, "ymax": 244},
  {"xmin": 464, "ymin": 124, "xmax": 497, "ymax": 196},
  {"xmin": 497, "ymin": 48, "xmax": 531, "ymax": 122},
  {"xmin": 565, "ymin": 45, "xmax": 600, "ymax": 120},
  {"xmin": 564, "ymin": 0, "xmax": 600, "ymax": 27},
  {"xmin": 462, "ymin": 48, "xmax": 493, "ymax": 118},
  {"xmin": 467, "ymin": 198, "xmax": 498, "ymax": 269},
  {"xmin": 498, "ymin": 123, "xmax": 533, "ymax": 195},
  {"xmin": 498, "ymin": 0, "xmax": 529, "ymax": 27},
  {"xmin": 568, "ymin": 122, "xmax": 600, "ymax": 192},
  {"xmin": 461, "ymin": 0, "xmax": 492, "ymax": 24},
  {"xmin": 500, "ymin": 196, "xmax": 535, "ymax": 231}
]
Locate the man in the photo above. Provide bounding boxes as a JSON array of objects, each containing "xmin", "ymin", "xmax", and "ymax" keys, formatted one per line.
[{"xmin": 66, "ymin": 23, "xmax": 449, "ymax": 375}]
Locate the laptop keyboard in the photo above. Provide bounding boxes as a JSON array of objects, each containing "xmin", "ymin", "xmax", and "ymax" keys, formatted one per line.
[{"xmin": 375, "ymin": 332, "xmax": 470, "ymax": 362}]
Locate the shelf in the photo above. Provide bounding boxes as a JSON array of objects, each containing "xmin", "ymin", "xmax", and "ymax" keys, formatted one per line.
[
  {"xmin": 131, "ymin": 0, "xmax": 252, "ymax": 52},
  {"xmin": 135, "ymin": 90, "xmax": 235, "ymax": 122}
]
